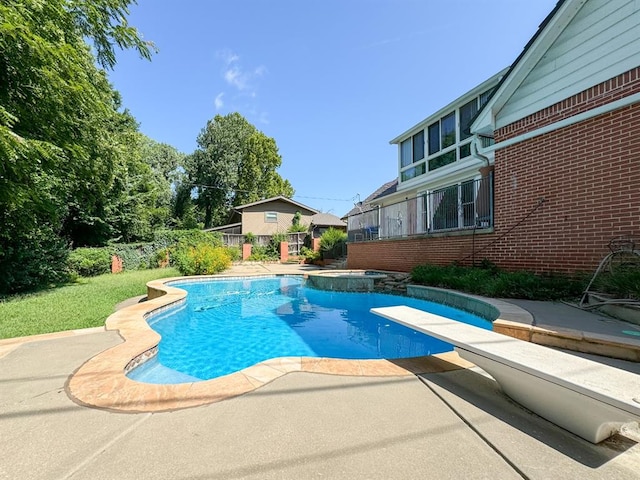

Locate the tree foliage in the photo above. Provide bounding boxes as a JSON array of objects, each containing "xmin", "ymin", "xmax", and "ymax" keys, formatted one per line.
[
  {"xmin": 186, "ymin": 113, "xmax": 294, "ymax": 228},
  {"xmin": 0, "ymin": 0, "xmax": 156, "ymax": 293}
]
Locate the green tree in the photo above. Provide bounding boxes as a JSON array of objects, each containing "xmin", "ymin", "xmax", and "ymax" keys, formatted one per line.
[
  {"xmin": 187, "ymin": 113, "xmax": 294, "ymax": 228},
  {"xmin": 0, "ymin": 0, "xmax": 153, "ymax": 293}
]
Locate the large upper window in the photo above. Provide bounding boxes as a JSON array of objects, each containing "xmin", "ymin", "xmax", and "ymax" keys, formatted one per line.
[
  {"xmin": 459, "ymin": 98, "xmax": 478, "ymax": 141},
  {"xmin": 441, "ymin": 112, "xmax": 456, "ymax": 148},
  {"xmin": 428, "ymin": 122, "xmax": 440, "ymax": 155},
  {"xmin": 398, "ymin": 88, "xmax": 495, "ymax": 177},
  {"xmin": 400, "ymin": 131, "xmax": 424, "ymax": 168}
]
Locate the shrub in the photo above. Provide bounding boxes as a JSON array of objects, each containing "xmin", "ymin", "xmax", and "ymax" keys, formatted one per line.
[
  {"xmin": 319, "ymin": 228, "xmax": 347, "ymax": 258},
  {"xmin": 111, "ymin": 243, "xmax": 157, "ymax": 271},
  {"xmin": 300, "ymin": 246, "xmax": 320, "ymax": 262},
  {"xmin": 592, "ymin": 269, "xmax": 640, "ymax": 299},
  {"xmin": 226, "ymin": 246, "xmax": 242, "ymax": 262},
  {"xmin": 411, "ymin": 263, "xmax": 585, "ymax": 300},
  {"xmin": 172, "ymin": 243, "xmax": 231, "ymax": 275},
  {"xmin": 247, "ymin": 245, "xmax": 278, "ymax": 261},
  {"xmin": 68, "ymin": 247, "xmax": 112, "ymax": 277},
  {"xmin": 153, "ymin": 229, "xmax": 223, "ymax": 250},
  {"xmin": 0, "ymin": 226, "xmax": 71, "ymax": 294},
  {"xmin": 243, "ymin": 232, "xmax": 256, "ymax": 245}
]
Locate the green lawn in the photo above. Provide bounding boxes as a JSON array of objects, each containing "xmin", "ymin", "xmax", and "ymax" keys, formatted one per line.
[{"xmin": 0, "ymin": 267, "xmax": 181, "ymax": 339}]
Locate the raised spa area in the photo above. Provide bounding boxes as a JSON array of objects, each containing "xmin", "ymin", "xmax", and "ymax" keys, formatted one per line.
[{"xmin": 304, "ymin": 270, "xmax": 389, "ymax": 292}]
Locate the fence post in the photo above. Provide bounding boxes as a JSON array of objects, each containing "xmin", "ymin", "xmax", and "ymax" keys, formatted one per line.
[
  {"xmin": 242, "ymin": 243, "xmax": 252, "ymax": 260},
  {"xmin": 111, "ymin": 255, "xmax": 123, "ymax": 273},
  {"xmin": 280, "ymin": 241, "xmax": 289, "ymax": 263}
]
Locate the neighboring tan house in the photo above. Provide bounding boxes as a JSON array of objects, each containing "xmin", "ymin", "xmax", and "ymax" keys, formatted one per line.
[
  {"xmin": 209, "ymin": 196, "xmax": 318, "ymax": 235},
  {"xmin": 348, "ymin": 0, "xmax": 640, "ymax": 274}
]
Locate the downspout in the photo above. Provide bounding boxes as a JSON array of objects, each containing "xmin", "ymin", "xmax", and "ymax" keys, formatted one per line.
[
  {"xmin": 471, "ymin": 135, "xmax": 491, "ymax": 167},
  {"xmin": 470, "ymin": 136, "xmax": 493, "ymax": 267}
]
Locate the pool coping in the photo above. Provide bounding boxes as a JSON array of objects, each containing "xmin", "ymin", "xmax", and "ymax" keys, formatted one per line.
[{"xmin": 62, "ymin": 273, "xmax": 639, "ymax": 412}]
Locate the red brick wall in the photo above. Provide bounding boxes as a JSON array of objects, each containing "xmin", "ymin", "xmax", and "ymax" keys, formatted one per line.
[
  {"xmin": 349, "ymin": 67, "xmax": 640, "ymax": 274},
  {"xmin": 347, "ymin": 233, "xmax": 496, "ymax": 272}
]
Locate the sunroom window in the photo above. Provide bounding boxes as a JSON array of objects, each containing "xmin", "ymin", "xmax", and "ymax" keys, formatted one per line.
[{"xmin": 400, "ymin": 131, "xmax": 424, "ymax": 168}]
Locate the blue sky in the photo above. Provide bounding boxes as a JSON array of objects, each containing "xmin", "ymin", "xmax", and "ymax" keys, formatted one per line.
[{"xmin": 109, "ymin": 0, "xmax": 558, "ymax": 217}]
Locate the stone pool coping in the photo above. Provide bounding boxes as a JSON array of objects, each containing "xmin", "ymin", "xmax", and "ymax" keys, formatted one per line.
[{"xmin": 63, "ymin": 273, "xmax": 639, "ymax": 412}]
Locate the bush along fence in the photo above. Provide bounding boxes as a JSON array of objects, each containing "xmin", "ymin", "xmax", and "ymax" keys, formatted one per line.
[{"xmin": 70, "ymin": 228, "xmax": 347, "ymax": 278}]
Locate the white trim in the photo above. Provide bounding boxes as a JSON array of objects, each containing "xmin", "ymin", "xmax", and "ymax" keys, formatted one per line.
[
  {"xmin": 472, "ymin": 0, "xmax": 588, "ymax": 135},
  {"xmin": 390, "ymin": 68, "xmax": 508, "ymax": 145},
  {"xmin": 481, "ymin": 91, "xmax": 640, "ymax": 153}
]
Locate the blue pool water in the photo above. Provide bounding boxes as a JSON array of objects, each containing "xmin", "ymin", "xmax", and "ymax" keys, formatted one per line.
[{"xmin": 128, "ymin": 276, "xmax": 491, "ymax": 384}]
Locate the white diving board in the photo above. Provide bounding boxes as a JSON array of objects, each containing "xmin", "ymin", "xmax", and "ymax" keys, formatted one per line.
[{"xmin": 371, "ymin": 305, "xmax": 640, "ymax": 444}]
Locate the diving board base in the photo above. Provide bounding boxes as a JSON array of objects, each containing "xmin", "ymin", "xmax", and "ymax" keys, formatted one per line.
[
  {"xmin": 456, "ymin": 348, "xmax": 630, "ymax": 443},
  {"xmin": 370, "ymin": 305, "xmax": 640, "ymax": 444}
]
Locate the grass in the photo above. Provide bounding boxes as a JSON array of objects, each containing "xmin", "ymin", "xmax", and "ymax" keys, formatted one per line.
[{"xmin": 0, "ymin": 267, "xmax": 181, "ymax": 339}]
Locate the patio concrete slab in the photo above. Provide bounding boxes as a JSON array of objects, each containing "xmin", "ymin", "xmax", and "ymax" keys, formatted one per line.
[
  {"xmin": 1, "ymin": 330, "xmax": 639, "ymax": 480},
  {"xmin": 2, "ymin": 264, "xmax": 640, "ymax": 479}
]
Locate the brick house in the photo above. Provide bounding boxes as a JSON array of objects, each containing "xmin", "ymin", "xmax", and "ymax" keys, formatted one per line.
[{"xmin": 347, "ymin": 0, "xmax": 640, "ymax": 274}]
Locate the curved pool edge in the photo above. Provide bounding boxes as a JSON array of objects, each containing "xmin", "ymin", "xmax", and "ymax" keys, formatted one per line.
[{"xmin": 66, "ymin": 274, "xmax": 526, "ymax": 413}]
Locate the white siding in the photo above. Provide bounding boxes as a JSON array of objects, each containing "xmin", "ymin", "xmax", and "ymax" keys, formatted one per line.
[{"xmin": 496, "ymin": 0, "xmax": 640, "ymax": 129}]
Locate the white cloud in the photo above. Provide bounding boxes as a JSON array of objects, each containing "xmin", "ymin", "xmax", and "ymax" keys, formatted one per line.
[
  {"xmin": 216, "ymin": 49, "xmax": 266, "ymax": 96},
  {"xmin": 217, "ymin": 49, "xmax": 239, "ymax": 66},
  {"xmin": 224, "ymin": 66, "xmax": 248, "ymax": 90},
  {"xmin": 215, "ymin": 50, "xmax": 268, "ymax": 123},
  {"xmin": 214, "ymin": 92, "xmax": 224, "ymax": 110}
]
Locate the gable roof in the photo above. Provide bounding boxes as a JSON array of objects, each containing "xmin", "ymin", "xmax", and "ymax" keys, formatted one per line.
[
  {"xmin": 343, "ymin": 179, "xmax": 398, "ymax": 218},
  {"xmin": 472, "ymin": 0, "xmax": 579, "ymax": 135},
  {"xmin": 233, "ymin": 196, "xmax": 319, "ymax": 214},
  {"xmin": 310, "ymin": 212, "xmax": 346, "ymax": 228}
]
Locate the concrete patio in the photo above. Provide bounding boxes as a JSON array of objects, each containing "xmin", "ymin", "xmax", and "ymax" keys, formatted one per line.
[{"xmin": 1, "ymin": 263, "xmax": 640, "ymax": 479}]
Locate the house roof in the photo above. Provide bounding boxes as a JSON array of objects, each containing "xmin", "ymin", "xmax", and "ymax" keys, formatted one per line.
[
  {"xmin": 205, "ymin": 222, "xmax": 241, "ymax": 232},
  {"xmin": 471, "ymin": 0, "xmax": 574, "ymax": 135},
  {"xmin": 310, "ymin": 213, "xmax": 346, "ymax": 227},
  {"xmin": 343, "ymin": 179, "xmax": 398, "ymax": 218},
  {"xmin": 233, "ymin": 196, "xmax": 319, "ymax": 214}
]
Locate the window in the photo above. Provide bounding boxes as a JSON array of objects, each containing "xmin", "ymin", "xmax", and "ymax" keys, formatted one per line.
[
  {"xmin": 412, "ymin": 130, "xmax": 424, "ymax": 162},
  {"xmin": 400, "ymin": 139, "xmax": 412, "ymax": 167},
  {"xmin": 441, "ymin": 112, "xmax": 456, "ymax": 148},
  {"xmin": 401, "ymin": 163, "xmax": 426, "ymax": 182},
  {"xmin": 459, "ymin": 143, "xmax": 471, "ymax": 159},
  {"xmin": 400, "ymin": 131, "xmax": 424, "ymax": 167},
  {"xmin": 428, "ymin": 151, "xmax": 455, "ymax": 171},
  {"xmin": 459, "ymin": 98, "xmax": 478, "ymax": 141},
  {"xmin": 428, "ymin": 122, "xmax": 440, "ymax": 155},
  {"xmin": 265, "ymin": 212, "xmax": 278, "ymax": 223},
  {"xmin": 479, "ymin": 87, "xmax": 494, "ymax": 108}
]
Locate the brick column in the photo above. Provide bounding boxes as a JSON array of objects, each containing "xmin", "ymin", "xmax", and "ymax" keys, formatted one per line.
[
  {"xmin": 111, "ymin": 255, "xmax": 123, "ymax": 273},
  {"xmin": 242, "ymin": 243, "xmax": 252, "ymax": 260},
  {"xmin": 280, "ymin": 241, "xmax": 289, "ymax": 263}
]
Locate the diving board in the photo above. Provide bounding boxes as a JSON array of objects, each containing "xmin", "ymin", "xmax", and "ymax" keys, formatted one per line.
[{"xmin": 371, "ymin": 305, "xmax": 640, "ymax": 443}]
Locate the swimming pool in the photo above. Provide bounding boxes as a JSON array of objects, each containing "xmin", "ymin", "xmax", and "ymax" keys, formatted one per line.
[{"xmin": 128, "ymin": 276, "xmax": 491, "ymax": 384}]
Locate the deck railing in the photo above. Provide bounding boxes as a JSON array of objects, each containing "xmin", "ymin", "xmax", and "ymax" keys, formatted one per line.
[{"xmin": 347, "ymin": 174, "xmax": 493, "ymax": 242}]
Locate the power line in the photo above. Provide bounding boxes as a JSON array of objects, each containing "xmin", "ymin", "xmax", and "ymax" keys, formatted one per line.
[
  {"xmin": 186, "ymin": 183, "xmax": 358, "ymax": 203},
  {"xmin": 293, "ymin": 195, "xmax": 356, "ymax": 203}
]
